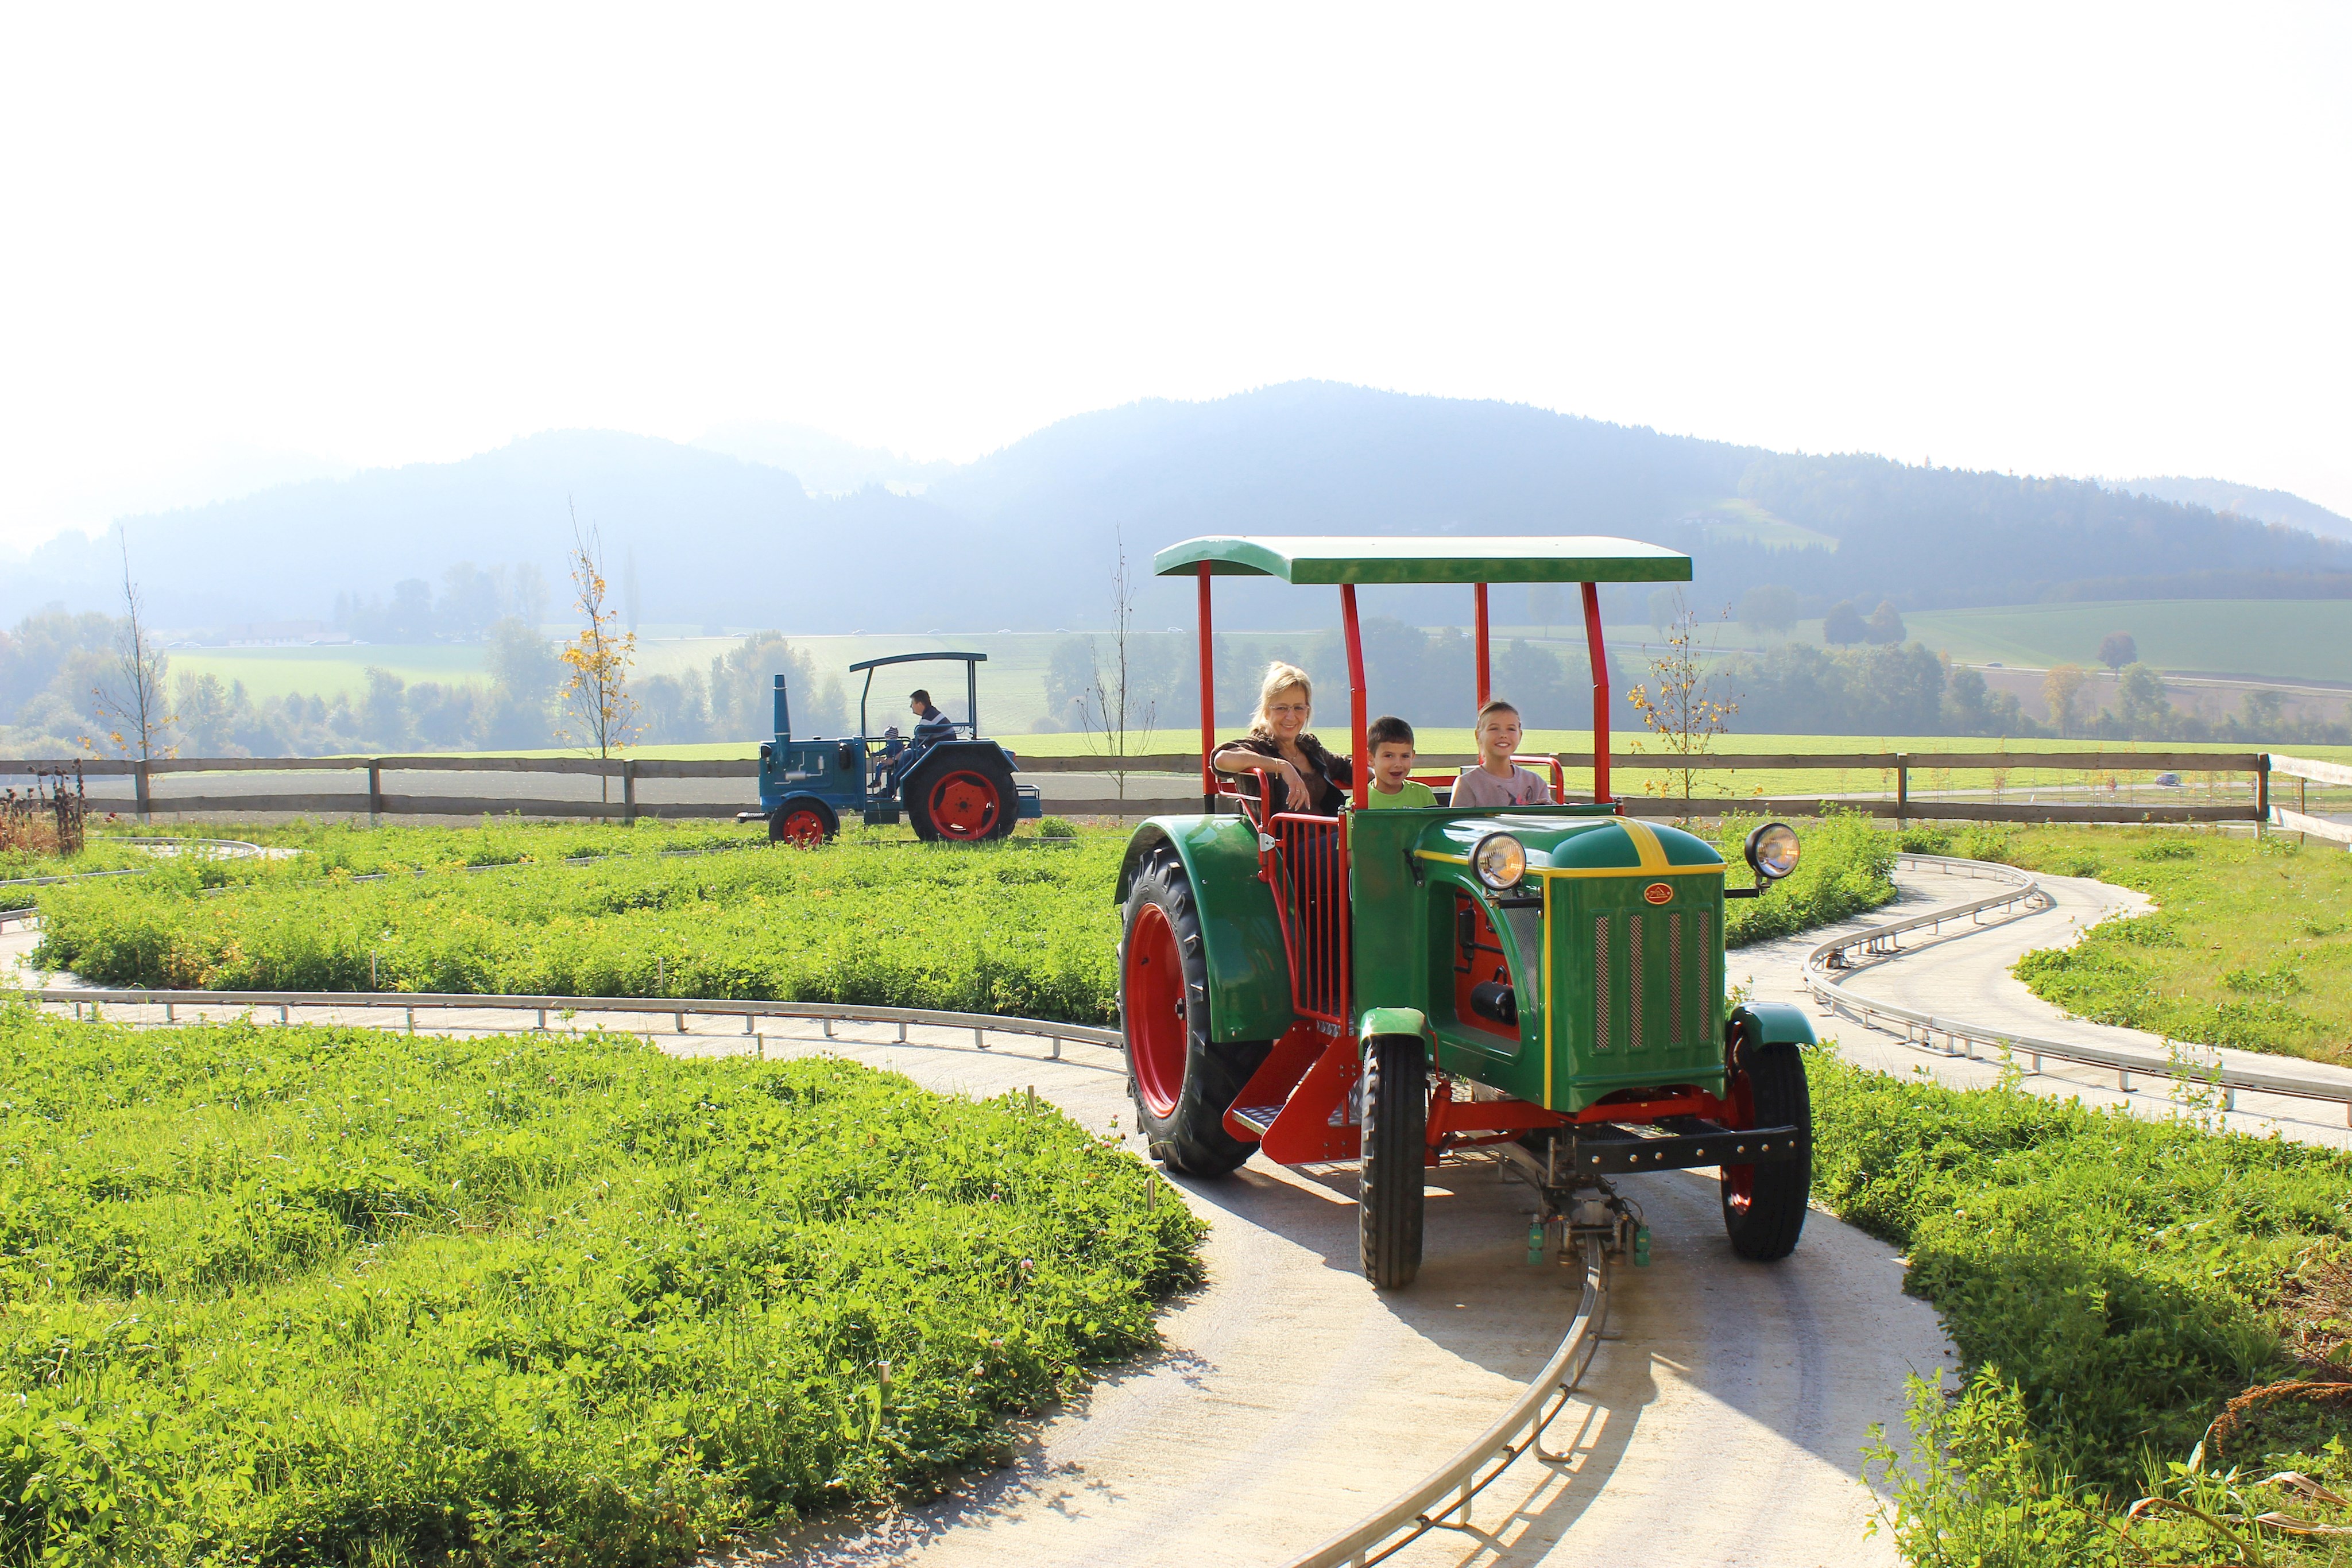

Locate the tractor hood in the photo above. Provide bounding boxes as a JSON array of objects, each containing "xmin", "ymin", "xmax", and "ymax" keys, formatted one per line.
[{"xmin": 1414, "ymin": 814, "xmax": 1727, "ymax": 883}]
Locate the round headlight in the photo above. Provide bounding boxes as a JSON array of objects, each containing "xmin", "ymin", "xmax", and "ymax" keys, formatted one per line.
[
  {"xmin": 1745, "ymin": 822, "xmax": 1801, "ymax": 881},
  {"xmin": 1472, "ymin": 833, "xmax": 1527, "ymax": 891}
]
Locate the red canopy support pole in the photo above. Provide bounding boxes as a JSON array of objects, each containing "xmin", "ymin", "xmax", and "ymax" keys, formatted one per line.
[
  {"xmin": 1340, "ymin": 583, "xmax": 1369, "ymax": 811},
  {"xmin": 1473, "ymin": 582, "xmax": 1491, "ymax": 708},
  {"xmin": 1581, "ymin": 580, "xmax": 1611, "ymax": 805},
  {"xmin": 1198, "ymin": 563, "xmax": 1216, "ymax": 811}
]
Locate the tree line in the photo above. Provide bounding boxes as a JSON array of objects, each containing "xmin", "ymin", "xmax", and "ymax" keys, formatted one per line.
[{"xmin": 0, "ymin": 608, "xmax": 850, "ymax": 758}]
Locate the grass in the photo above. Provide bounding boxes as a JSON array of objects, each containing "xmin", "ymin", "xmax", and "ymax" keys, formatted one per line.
[
  {"xmin": 1894, "ymin": 823, "xmax": 2352, "ymax": 1067},
  {"xmin": 0, "ymin": 1004, "xmax": 1202, "ymax": 1565},
  {"xmin": 26, "ymin": 815, "xmax": 1892, "ymax": 1015},
  {"xmin": 30, "ymin": 830, "xmax": 1131, "ymax": 1023},
  {"xmin": 1809, "ymin": 1051, "xmax": 2352, "ymax": 1563}
]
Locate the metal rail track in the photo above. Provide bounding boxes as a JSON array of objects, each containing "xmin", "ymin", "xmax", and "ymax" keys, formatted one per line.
[
  {"xmin": 14, "ymin": 983, "xmax": 1125, "ymax": 1063},
  {"xmin": 1281, "ymin": 1235, "xmax": 1610, "ymax": 1568},
  {"xmin": 1806, "ymin": 852, "xmax": 2352, "ymax": 1124}
]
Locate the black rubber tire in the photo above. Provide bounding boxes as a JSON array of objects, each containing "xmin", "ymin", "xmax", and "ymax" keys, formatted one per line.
[
  {"xmin": 904, "ymin": 751, "xmax": 1018, "ymax": 843},
  {"xmin": 767, "ymin": 798, "xmax": 838, "ymax": 846},
  {"xmin": 1359, "ymin": 1033, "xmax": 1428, "ymax": 1290},
  {"xmin": 1119, "ymin": 848, "xmax": 1271, "ymax": 1176},
  {"xmin": 1720, "ymin": 1032, "xmax": 1811, "ymax": 1262}
]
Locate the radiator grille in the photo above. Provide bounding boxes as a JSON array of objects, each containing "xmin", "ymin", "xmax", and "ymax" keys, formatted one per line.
[
  {"xmin": 1695, "ymin": 911, "xmax": 1712, "ymax": 1040},
  {"xmin": 1668, "ymin": 912, "xmax": 1684, "ymax": 1042},
  {"xmin": 1592, "ymin": 916, "xmax": 1610, "ymax": 1052},
  {"xmin": 1627, "ymin": 914, "xmax": 1646, "ymax": 1052}
]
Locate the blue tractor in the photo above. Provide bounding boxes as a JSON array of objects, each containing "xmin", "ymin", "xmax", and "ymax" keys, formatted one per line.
[{"xmin": 739, "ymin": 652, "xmax": 1046, "ymax": 844}]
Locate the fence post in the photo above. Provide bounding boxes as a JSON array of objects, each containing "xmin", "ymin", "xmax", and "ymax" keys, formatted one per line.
[
  {"xmin": 134, "ymin": 757, "xmax": 152, "ymax": 823},
  {"xmin": 368, "ymin": 758, "xmax": 384, "ymax": 827},
  {"xmin": 623, "ymin": 758, "xmax": 638, "ymax": 825},
  {"xmin": 1895, "ymin": 754, "xmax": 1908, "ymax": 828},
  {"xmin": 2254, "ymin": 754, "xmax": 2270, "ymax": 828}
]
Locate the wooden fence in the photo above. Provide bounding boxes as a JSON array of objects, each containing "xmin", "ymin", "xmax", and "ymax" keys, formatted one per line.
[
  {"xmin": 0, "ymin": 748, "xmax": 2311, "ymax": 829},
  {"xmin": 2270, "ymin": 752, "xmax": 2352, "ymax": 845}
]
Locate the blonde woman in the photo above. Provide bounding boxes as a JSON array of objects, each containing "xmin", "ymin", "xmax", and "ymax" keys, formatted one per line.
[{"xmin": 1210, "ymin": 661, "xmax": 1355, "ymax": 812}]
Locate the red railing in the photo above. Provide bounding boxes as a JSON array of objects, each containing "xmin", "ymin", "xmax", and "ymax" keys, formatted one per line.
[
  {"xmin": 1224, "ymin": 766, "xmax": 1352, "ymax": 1024},
  {"xmin": 1271, "ymin": 810, "xmax": 1350, "ymax": 1023}
]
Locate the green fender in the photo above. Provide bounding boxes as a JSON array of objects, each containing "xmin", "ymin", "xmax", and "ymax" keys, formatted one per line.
[
  {"xmin": 1359, "ymin": 1006, "xmax": 1429, "ymax": 1046},
  {"xmin": 1117, "ymin": 816, "xmax": 1297, "ymax": 1043},
  {"xmin": 1729, "ymin": 1001, "xmax": 1817, "ymax": 1048}
]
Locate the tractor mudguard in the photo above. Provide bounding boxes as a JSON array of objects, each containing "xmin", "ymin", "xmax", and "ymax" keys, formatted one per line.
[
  {"xmin": 1358, "ymin": 1006, "xmax": 1429, "ymax": 1046},
  {"xmin": 1729, "ymin": 1001, "xmax": 1817, "ymax": 1049},
  {"xmin": 1119, "ymin": 817, "xmax": 1295, "ymax": 1043}
]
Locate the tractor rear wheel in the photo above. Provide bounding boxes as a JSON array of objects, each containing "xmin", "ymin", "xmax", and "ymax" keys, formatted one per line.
[
  {"xmin": 1719, "ymin": 1028, "xmax": 1811, "ymax": 1261},
  {"xmin": 1359, "ymin": 1033, "xmax": 1428, "ymax": 1290},
  {"xmin": 1120, "ymin": 848, "xmax": 1270, "ymax": 1176},
  {"xmin": 907, "ymin": 754, "xmax": 1018, "ymax": 843},
  {"xmin": 768, "ymin": 800, "xmax": 837, "ymax": 847}
]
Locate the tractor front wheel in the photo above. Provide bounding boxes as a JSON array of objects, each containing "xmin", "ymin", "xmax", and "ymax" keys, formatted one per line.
[
  {"xmin": 1719, "ymin": 1027, "xmax": 1811, "ymax": 1261},
  {"xmin": 1359, "ymin": 1033, "xmax": 1428, "ymax": 1290},
  {"xmin": 1120, "ymin": 849, "xmax": 1270, "ymax": 1176},
  {"xmin": 768, "ymin": 800, "xmax": 837, "ymax": 847}
]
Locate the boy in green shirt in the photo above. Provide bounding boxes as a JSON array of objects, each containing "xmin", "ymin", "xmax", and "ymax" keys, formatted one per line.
[{"xmin": 1363, "ymin": 715, "xmax": 1440, "ymax": 808}]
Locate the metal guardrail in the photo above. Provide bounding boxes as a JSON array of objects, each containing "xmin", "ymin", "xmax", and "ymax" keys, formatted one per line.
[
  {"xmin": 1279, "ymin": 1237, "xmax": 1610, "ymax": 1568},
  {"xmin": 13, "ymin": 984, "xmax": 1126, "ymax": 1061},
  {"xmin": 1805, "ymin": 853, "xmax": 2352, "ymax": 1125}
]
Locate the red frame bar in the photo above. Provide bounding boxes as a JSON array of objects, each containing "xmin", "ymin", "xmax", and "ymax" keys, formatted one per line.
[
  {"xmin": 1473, "ymin": 582, "xmax": 1491, "ymax": 708},
  {"xmin": 1198, "ymin": 563, "xmax": 1216, "ymax": 807},
  {"xmin": 1340, "ymin": 583, "xmax": 1369, "ymax": 811},
  {"xmin": 1581, "ymin": 580, "xmax": 1611, "ymax": 805}
]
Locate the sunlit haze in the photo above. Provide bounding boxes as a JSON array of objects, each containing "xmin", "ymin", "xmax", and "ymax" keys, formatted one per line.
[{"xmin": 3, "ymin": 2, "xmax": 2346, "ymax": 551}]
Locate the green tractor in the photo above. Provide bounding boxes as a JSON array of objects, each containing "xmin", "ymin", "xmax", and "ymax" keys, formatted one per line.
[{"xmin": 1117, "ymin": 536, "xmax": 1817, "ymax": 1288}]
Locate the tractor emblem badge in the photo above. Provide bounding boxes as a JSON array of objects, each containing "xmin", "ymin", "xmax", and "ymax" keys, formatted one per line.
[{"xmin": 1643, "ymin": 882, "xmax": 1673, "ymax": 905}]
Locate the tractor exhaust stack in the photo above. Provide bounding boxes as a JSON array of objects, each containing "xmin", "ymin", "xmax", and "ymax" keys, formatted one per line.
[{"xmin": 772, "ymin": 673, "xmax": 791, "ymax": 741}]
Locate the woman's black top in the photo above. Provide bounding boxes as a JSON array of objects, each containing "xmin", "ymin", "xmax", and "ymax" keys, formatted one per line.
[{"xmin": 1216, "ymin": 733, "xmax": 1355, "ymax": 816}]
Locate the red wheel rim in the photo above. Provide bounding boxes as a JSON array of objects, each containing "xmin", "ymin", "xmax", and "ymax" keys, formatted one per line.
[
  {"xmin": 777, "ymin": 808, "xmax": 826, "ymax": 847},
  {"xmin": 926, "ymin": 769, "xmax": 1001, "ymax": 840},
  {"xmin": 1721, "ymin": 1054, "xmax": 1757, "ymax": 1217},
  {"xmin": 1125, "ymin": 902, "xmax": 1188, "ymax": 1117}
]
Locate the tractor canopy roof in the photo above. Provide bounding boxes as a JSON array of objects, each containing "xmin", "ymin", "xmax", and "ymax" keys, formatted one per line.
[
  {"xmin": 1152, "ymin": 535, "xmax": 1692, "ymax": 585},
  {"xmin": 846, "ymin": 651, "xmax": 989, "ymax": 672}
]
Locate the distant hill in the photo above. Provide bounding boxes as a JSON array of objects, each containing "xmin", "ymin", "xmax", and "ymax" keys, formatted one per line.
[
  {"xmin": 8, "ymin": 384, "xmax": 2348, "ymax": 634},
  {"xmin": 2111, "ymin": 476, "xmax": 2352, "ymax": 542}
]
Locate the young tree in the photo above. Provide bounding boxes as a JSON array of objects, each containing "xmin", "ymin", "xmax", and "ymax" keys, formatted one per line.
[
  {"xmin": 2041, "ymin": 663, "xmax": 2087, "ymax": 737},
  {"xmin": 556, "ymin": 509, "xmax": 637, "ymax": 801},
  {"xmin": 1625, "ymin": 593, "xmax": 1741, "ymax": 819},
  {"xmin": 81, "ymin": 535, "xmax": 176, "ymax": 781},
  {"xmin": 2098, "ymin": 630, "xmax": 2137, "ymax": 671},
  {"xmin": 1068, "ymin": 533, "xmax": 1159, "ymax": 799},
  {"xmin": 1822, "ymin": 599, "xmax": 1868, "ymax": 645}
]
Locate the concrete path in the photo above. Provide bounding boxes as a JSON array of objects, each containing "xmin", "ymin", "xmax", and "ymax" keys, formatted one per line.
[
  {"xmin": 1726, "ymin": 862, "xmax": 2352, "ymax": 1151},
  {"xmin": 1, "ymin": 922, "xmax": 1943, "ymax": 1568}
]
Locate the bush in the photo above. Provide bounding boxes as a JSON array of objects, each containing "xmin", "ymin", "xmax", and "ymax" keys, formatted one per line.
[
  {"xmin": 0, "ymin": 1003, "xmax": 1202, "ymax": 1562},
  {"xmin": 1716, "ymin": 810, "xmax": 1898, "ymax": 947}
]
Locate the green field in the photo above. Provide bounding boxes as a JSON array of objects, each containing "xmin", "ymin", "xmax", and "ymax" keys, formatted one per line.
[
  {"xmin": 0, "ymin": 1008, "xmax": 1201, "ymax": 1562},
  {"xmin": 1892, "ymin": 599, "xmax": 2352, "ymax": 683},
  {"xmin": 165, "ymin": 637, "xmax": 756, "ymax": 703}
]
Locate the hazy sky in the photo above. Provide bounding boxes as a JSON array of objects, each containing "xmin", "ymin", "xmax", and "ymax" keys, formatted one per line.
[{"xmin": 3, "ymin": 3, "xmax": 2346, "ymax": 551}]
